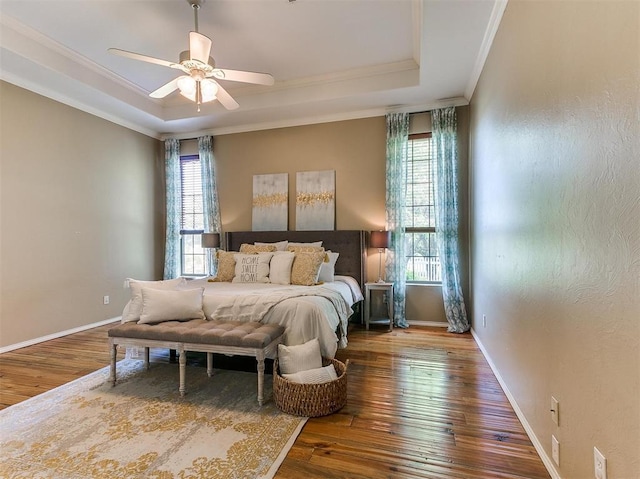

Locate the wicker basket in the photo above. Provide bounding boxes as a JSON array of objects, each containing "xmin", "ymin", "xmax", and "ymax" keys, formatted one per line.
[{"xmin": 273, "ymin": 357, "xmax": 349, "ymax": 417}]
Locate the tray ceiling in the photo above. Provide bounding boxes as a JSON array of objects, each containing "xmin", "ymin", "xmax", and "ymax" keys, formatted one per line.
[{"xmin": 0, "ymin": 0, "xmax": 505, "ymax": 138}]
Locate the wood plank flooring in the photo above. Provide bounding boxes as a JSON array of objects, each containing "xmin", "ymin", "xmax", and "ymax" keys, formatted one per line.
[{"xmin": 0, "ymin": 324, "xmax": 550, "ymax": 479}]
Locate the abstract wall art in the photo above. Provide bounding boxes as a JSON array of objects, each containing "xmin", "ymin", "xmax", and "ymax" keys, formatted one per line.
[
  {"xmin": 252, "ymin": 173, "xmax": 288, "ymax": 231},
  {"xmin": 295, "ymin": 170, "xmax": 335, "ymax": 230}
]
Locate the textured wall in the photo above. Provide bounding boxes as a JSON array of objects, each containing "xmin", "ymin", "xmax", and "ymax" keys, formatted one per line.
[
  {"xmin": 0, "ymin": 82, "xmax": 163, "ymax": 348},
  {"xmin": 470, "ymin": 1, "xmax": 639, "ymax": 477}
]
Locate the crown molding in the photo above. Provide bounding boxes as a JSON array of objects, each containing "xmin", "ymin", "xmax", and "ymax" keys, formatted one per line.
[
  {"xmin": 464, "ymin": 0, "xmax": 508, "ymax": 101},
  {"xmin": 161, "ymin": 97, "xmax": 470, "ymax": 140},
  {"xmin": 0, "ymin": 14, "xmax": 149, "ymax": 97}
]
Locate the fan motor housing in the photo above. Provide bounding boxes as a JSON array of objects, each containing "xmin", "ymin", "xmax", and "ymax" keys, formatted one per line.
[{"xmin": 179, "ymin": 50, "xmax": 215, "ymax": 71}]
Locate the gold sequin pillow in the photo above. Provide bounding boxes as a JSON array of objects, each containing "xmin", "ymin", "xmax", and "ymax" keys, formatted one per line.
[
  {"xmin": 239, "ymin": 243, "xmax": 277, "ymax": 254},
  {"xmin": 210, "ymin": 250, "xmax": 237, "ymax": 282},
  {"xmin": 290, "ymin": 251, "xmax": 326, "ymax": 286}
]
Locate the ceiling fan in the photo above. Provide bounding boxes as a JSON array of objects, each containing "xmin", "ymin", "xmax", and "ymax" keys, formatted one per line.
[{"xmin": 108, "ymin": 0, "xmax": 274, "ymax": 111}]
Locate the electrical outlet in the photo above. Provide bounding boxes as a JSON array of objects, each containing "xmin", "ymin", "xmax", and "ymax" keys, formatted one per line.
[
  {"xmin": 594, "ymin": 447, "xmax": 607, "ymax": 479},
  {"xmin": 552, "ymin": 435, "xmax": 560, "ymax": 465},
  {"xmin": 551, "ymin": 396, "xmax": 559, "ymax": 425},
  {"xmin": 482, "ymin": 314, "xmax": 487, "ymax": 327},
  {"xmin": 103, "ymin": 295, "xmax": 110, "ymax": 305}
]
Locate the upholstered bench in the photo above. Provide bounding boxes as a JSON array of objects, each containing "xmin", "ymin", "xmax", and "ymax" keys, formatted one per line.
[{"xmin": 108, "ymin": 319, "xmax": 286, "ymax": 405}]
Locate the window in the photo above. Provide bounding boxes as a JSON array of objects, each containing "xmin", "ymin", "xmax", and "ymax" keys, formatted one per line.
[
  {"xmin": 405, "ymin": 133, "xmax": 441, "ymax": 283},
  {"xmin": 179, "ymin": 155, "xmax": 206, "ymax": 276}
]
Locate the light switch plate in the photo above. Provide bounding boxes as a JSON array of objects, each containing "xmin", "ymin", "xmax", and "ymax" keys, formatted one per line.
[{"xmin": 551, "ymin": 396, "xmax": 559, "ymax": 425}]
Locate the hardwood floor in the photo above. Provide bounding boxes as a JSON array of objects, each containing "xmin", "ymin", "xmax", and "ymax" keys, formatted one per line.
[{"xmin": 0, "ymin": 324, "xmax": 550, "ymax": 479}]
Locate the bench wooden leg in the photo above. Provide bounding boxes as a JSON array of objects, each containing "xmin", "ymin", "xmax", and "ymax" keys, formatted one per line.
[
  {"xmin": 109, "ymin": 343, "xmax": 117, "ymax": 386},
  {"xmin": 179, "ymin": 347, "xmax": 186, "ymax": 397},
  {"xmin": 207, "ymin": 352, "xmax": 213, "ymax": 377},
  {"xmin": 144, "ymin": 347, "xmax": 150, "ymax": 370},
  {"xmin": 256, "ymin": 352, "xmax": 265, "ymax": 406}
]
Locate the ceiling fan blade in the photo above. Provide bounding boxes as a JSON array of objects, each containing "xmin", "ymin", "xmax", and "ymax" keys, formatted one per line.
[
  {"xmin": 108, "ymin": 48, "xmax": 180, "ymax": 69},
  {"xmin": 214, "ymin": 82, "xmax": 239, "ymax": 110},
  {"xmin": 189, "ymin": 32, "xmax": 212, "ymax": 64},
  {"xmin": 212, "ymin": 68, "xmax": 275, "ymax": 86},
  {"xmin": 149, "ymin": 77, "xmax": 181, "ymax": 98}
]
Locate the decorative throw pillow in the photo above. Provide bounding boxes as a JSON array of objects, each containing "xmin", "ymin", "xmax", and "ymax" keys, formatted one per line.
[
  {"xmin": 290, "ymin": 251, "xmax": 326, "ymax": 286},
  {"xmin": 211, "ymin": 250, "xmax": 237, "ymax": 282},
  {"xmin": 121, "ymin": 277, "xmax": 186, "ymax": 323},
  {"xmin": 239, "ymin": 243, "xmax": 277, "ymax": 254},
  {"xmin": 318, "ymin": 251, "xmax": 340, "ymax": 283},
  {"xmin": 269, "ymin": 251, "xmax": 296, "ymax": 285},
  {"xmin": 138, "ymin": 287, "xmax": 205, "ymax": 324},
  {"xmin": 286, "ymin": 245, "xmax": 325, "ymax": 253},
  {"xmin": 232, "ymin": 253, "xmax": 274, "ymax": 283},
  {"xmin": 255, "ymin": 240, "xmax": 288, "ymax": 251},
  {"xmin": 282, "ymin": 364, "xmax": 338, "ymax": 384},
  {"xmin": 278, "ymin": 338, "xmax": 322, "ymax": 375}
]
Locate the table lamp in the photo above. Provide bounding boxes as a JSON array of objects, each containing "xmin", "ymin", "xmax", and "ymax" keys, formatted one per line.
[
  {"xmin": 370, "ymin": 230, "xmax": 391, "ymax": 283},
  {"xmin": 201, "ymin": 233, "xmax": 220, "ymax": 277}
]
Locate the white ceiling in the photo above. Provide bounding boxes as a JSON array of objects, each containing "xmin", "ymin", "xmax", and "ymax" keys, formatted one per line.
[{"xmin": 0, "ymin": 0, "xmax": 505, "ymax": 139}]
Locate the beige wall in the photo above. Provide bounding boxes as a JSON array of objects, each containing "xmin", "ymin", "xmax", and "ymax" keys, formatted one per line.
[
  {"xmin": 0, "ymin": 82, "xmax": 163, "ymax": 348},
  {"xmin": 470, "ymin": 2, "xmax": 639, "ymax": 478},
  {"xmin": 212, "ymin": 116, "xmax": 471, "ymax": 324}
]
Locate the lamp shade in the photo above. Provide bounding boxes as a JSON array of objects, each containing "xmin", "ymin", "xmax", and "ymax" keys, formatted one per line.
[
  {"xmin": 370, "ymin": 230, "xmax": 391, "ymax": 249},
  {"xmin": 201, "ymin": 233, "xmax": 220, "ymax": 249}
]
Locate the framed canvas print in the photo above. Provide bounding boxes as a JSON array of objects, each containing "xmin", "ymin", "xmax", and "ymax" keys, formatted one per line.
[
  {"xmin": 295, "ymin": 170, "xmax": 335, "ymax": 231},
  {"xmin": 252, "ymin": 173, "xmax": 288, "ymax": 231}
]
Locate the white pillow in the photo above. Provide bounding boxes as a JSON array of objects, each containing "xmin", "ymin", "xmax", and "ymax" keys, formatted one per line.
[
  {"xmin": 283, "ymin": 364, "xmax": 338, "ymax": 384},
  {"xmin": 122, "ymin": 277, "xmax": 186, "ymax": 323},
  {"xmin": 138, "ymin": 287, "xmax": 205, "ymax": 324},
  {"xmin": 269, "ymin": 251, "xmax": 295, "ymax": 285},
  {"xmin": 278, "ymin": 338, "xmax": 322, "ymax": 374},
  {"xmin": 318, "ymin": 251, "xmax": 339, "ymax": 283},
  {"xmin": 255, "ymin": 240, "xmax": 289, "ymax": 251},
  {"xmin": 232, "ymin": 253, "xmax": 274, "ymax": 283},
  {"xmin": 288, "ymin": 241, "xmax": 322, "ymax": 248}
]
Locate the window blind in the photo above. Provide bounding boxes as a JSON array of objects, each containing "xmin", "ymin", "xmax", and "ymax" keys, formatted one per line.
[{"xmin": 179, "ymin": 155, "xmax": 204, "ymax": 233}]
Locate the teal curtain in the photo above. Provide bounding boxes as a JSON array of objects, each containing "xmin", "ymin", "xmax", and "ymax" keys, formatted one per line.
[
  {"xmin": 198, "ymin": 136, "xmax": 222, "ymax": 276},
  {"xmin": 431, "ymin": 107, "xmax": 470, "ymax": 333},
  {"xmin": 385, "ymin": 113, "xmax": 409, "ymax": 328},
  {"xmin": 163, "ymin": 139, "xmax": 181, "ymax": 279}
]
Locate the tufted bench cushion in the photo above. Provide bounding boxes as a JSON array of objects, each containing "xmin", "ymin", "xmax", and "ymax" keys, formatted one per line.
[
  {"xmin": 108, "ymin": 319, "xmax": 286, "ymax": 405},
  {"xmin": 108, "ymin": 319, "xmax": 285, "ymax": 349}
]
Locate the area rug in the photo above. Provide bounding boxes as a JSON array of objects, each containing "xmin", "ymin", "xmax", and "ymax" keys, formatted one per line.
[{"xmin": 0, "ymin": 359, "xmax": 307, "ymax": 479}]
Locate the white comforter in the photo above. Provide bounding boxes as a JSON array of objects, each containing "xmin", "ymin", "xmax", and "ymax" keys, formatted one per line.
[{"xmin": 188, "ymin": 276, "xmax": 363, "ymax": 358}]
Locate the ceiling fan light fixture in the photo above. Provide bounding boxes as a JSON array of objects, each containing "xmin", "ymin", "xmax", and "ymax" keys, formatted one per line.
[
  {"xmin": 177, "ymin": 75, "xmax": 196, "ymax": 97},
  {"xmin": 108, "ymin": 0, "xmax": 272, "ymax": 112},
  {"xmin": 200, "ymin": 79, "xmax": 218, "ymax": 102}
]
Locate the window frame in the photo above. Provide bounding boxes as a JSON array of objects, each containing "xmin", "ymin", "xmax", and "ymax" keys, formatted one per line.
[
  {"xmin": 179, "ymin": 154, "xmax": 206, "ymax": 277},
  {"xmin": 405, "ymin": 132, "xmax": 441, "ymax": 284}
]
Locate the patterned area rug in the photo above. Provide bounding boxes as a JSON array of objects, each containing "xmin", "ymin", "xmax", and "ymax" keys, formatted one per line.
[{"xmin": 1, "ymin": 360, "xmax": 307, "ymax": 479}]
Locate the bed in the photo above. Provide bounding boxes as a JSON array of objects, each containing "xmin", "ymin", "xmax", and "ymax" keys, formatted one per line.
[
  {"xmin": 206, "ymin": 230, "xmax": 367, "ymax": 358},
  {"xmin": 122, "ymin": 230, "xmax": 366, "ymax": 359}
]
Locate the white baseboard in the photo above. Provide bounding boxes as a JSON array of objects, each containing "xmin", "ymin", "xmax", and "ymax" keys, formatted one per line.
[
  {"xmin": 471, "ymin": 328, "xmax": 561, "ymax": 479},
  {"xmin": 0, "ymin": 316, "xmax": 122, "ymax": 354}
]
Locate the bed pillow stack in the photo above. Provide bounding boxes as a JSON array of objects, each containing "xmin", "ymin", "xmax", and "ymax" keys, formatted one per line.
[
  {"xmin": 209, "ymin": 241, "xmax": 336, "ymax": 286},
  {"xmin": 121, "ymin": 277, "xmax": 205, "ymax": 324},
  {"xmin": 278, "ymin": 338, "xmax": 338, "ymax": 384}
]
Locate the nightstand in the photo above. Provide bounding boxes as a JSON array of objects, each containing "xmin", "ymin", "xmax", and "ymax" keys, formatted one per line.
[{"xmin": 364, "ymin": 282, "xmax": 394, "ymax": 331}]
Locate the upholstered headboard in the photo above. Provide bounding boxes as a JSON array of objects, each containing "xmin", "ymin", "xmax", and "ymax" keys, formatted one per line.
[{"xmin": 225, "ymin": 230, "xmax": 367, "ymax": 292}]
